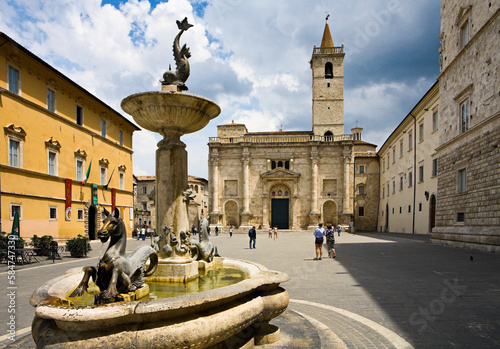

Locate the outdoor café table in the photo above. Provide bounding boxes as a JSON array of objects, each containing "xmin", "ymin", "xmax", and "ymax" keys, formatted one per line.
[
  {"xmin": 12, "ymin": 248, "xmax": 40, "ymax": 265},
  {"xmin": 23, "ymin": 247, "xmax": 40, "ymax": 263}
]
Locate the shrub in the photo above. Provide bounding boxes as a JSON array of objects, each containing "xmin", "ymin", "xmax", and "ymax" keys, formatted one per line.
[
  {"xmin": 65, "ymin": 234, "xmax": 92, "ymax": 257},
  {"xmin": 31, "ymin": 235, "xmax": 53, "ymax": 256}
]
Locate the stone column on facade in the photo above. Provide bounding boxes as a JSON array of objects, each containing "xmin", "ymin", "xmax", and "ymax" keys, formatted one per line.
[
  {"xmin": 240, "ymin": 153, "xmax": 253, "ymax": 230},
  {"xmin": 209, "ymin": 155, "xmax": 222, "ymax": 228},
  {"xmin": 308, "ymin": 154, "xmax": 321, "ymax": 229},
  {"xmin": 342, "ymin": 154, "xmax": 353, "ymax": 223}
]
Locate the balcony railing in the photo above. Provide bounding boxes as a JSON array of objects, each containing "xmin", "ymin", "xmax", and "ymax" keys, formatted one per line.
[
  {"xmin": 313, "ymin": 45, "xmax": 344, "ymax": 55},
  {"xmin": 209, "ymin": 134, "xmax": 353, "ymax": 144}
]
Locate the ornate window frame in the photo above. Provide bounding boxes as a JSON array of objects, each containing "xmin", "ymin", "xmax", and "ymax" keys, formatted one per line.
[{"xmin": 5, "ymin": 124, "xmax": 26, "ymax": 169}]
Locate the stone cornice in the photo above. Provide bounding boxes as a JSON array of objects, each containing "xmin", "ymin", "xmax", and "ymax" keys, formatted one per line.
[
  {"xmin": 4, "ymin": 123, "xmax": 26, "ymax": 140},
  {"xmin": 0, "ymin": 164, "xmax": 134, "ymax": 195}
]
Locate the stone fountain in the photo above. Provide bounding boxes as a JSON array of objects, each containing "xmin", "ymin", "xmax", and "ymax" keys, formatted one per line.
[
  {"xmin": 30, "ymin": 18, "xmax": 289, "ymax": 349},
  {"xmin": 121, "ymin": 17, "xmax": 220, "ymax": 282}
]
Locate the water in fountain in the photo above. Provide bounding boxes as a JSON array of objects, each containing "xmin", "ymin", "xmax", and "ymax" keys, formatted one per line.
[{"xmin": 67, "ymin": 267, "xmax": 247, "ymax": 307}]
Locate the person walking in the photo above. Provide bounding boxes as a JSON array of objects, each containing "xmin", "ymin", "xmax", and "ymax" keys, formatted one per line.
[
  {"xmin": 249, "ymin": 226, "xmax": 256, "ymax": 249},
  {"xmin": 337, "ymin": 223, "xmax": 342, "ymax": 236},
  {"xmin": 273, "ymin": 226, "xmax": 278, "ymax": 240},
  {"xmin": 215, "ymin": 226, "xmax": 219, "ymax": 236},
  {"xmin": 229, "ymin": 226, "xmax": 233, "ymax": 238},
  {"xmin": 268, "ymin": 227, "xmax": 273, "ymax": 239},
  {"xmin": 136, "ymin": 226, "xmax": 141, "ymax": 240},
  {"xmin": 313, "ymin": 222, "xmax": 325, "ymax": 260},
  {"xmin": 326, "ymin": 225, "xmax": 336, "ymax": 258},
  {"xmin": 140, "ymin": 226, "xmax": 146, "ymax": 241}
]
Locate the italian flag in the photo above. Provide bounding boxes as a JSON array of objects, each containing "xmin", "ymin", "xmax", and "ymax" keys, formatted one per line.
[{"xmin": 82, "ymin": 160, "xmax": 92, "ymax": 185}]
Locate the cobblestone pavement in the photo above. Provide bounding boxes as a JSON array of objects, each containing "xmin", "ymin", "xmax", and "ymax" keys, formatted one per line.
[{"xmin": 1, "ymin": 231, "xmax": 500, "ymax": 348}]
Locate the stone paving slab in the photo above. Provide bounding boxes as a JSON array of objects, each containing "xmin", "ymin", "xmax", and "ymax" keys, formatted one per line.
[{"xmin": 1, "ymin": 232, "xmax": 500, "ymax": 348}]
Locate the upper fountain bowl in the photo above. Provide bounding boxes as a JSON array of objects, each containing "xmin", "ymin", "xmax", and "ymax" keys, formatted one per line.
[{"xmin": 121, "ymin": 91, "xmax": 220, "ymax": 135}]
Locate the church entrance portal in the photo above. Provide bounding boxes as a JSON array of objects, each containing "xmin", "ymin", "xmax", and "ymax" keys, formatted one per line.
[{"xmin": 271, "ymin": 198, "xmax": 289, "ymax": 229}]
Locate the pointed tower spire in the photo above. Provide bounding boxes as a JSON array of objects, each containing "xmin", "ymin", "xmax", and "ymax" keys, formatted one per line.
[{"xmin": 320, "ymin": 17, "xmax": 334, "ymax": 48}]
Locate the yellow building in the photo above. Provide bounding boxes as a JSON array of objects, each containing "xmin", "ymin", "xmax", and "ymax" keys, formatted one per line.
[{"xmin": 0, "ymin": 32, "xmax": 139, "ymax": 241}]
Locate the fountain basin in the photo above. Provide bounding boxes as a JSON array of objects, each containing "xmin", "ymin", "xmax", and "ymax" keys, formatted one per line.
[
  {"xmin": 30, "ymin": 257, "xmax": 289, "ymax": 348},
  {"xmin": 121, "ymin": 91, "xmax": 221, "ymax": 135}
]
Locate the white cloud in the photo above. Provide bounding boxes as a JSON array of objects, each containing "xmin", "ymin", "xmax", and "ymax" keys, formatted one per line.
[{"xmin": 0, "ymin": 0, "xmax": 440, "ymax": 180}]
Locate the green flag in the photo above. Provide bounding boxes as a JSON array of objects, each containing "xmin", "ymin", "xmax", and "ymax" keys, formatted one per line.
[
  {"xmin": 82, "ymin": 159, "xmax": 92, "ymax": 185},
  {"xmin": 11, "ymin": 210, "xmax": 20, "ymax": 237}
]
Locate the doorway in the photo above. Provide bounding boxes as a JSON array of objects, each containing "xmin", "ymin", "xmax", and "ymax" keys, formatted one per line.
[
  {"xmin": 271, "ymin": 198, "xmax": 289, "ymax": 229},
  {"xmin": 429, "ymin": 194, "xmax": 436, "ymax": 232},
  {"xmin": 88, "ymin": 205, "xmax": 96, "ymax": 240},
  {"xmin": 385, "ymin": 203, "xmax": 389, "ymax": 232}
]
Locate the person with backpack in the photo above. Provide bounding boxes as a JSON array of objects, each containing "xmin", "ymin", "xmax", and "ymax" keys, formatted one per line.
[
  {"xmin": 326, "ymin": 225, "xmax": 336, "ymax": 258},
  {"xmin": 248, "ymin": 226, "xmax": 256, "ymax": 249}
]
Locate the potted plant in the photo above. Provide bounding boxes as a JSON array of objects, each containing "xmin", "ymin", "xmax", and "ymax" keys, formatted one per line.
[
  {"xmin": 65, "ymin": 234, "xmax": 92, "ymax": 257},
  {"xmin": 31, "ymin": 235, "xmax": 53, "ymax": 256}
]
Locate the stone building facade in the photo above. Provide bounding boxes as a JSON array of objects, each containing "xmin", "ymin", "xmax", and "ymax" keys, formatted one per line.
[
  {"xmin": 378, "ymin": 82, "xmax": 440, "ymax": 235},
  {"xmin": 208, "ymin": 21, "xmax": 378, "ymax": 231},
  {"xmin": 134, "ymin": 175, "xmax": 156, "ymax": 231},
  {"xmin": 432, "ymin": 2, "xmax": 500, "ymax": 252},
  {"xmin": 133, "ymin": 175, "xmax": 208, "ymax": 232}
]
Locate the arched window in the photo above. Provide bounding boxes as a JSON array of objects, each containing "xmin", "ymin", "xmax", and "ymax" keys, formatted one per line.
[
  {"xmin": 271, "ymin": 161, "xmax": 276, "ymax": 169},
  {"xmin": 324, "ymin": 131, "xmax": 333, "ymax": 142},
  {"xmin": 285, "ymin": 161, "xmax": 290, "ymax": 170},
  {"xmin": 325, "ymin": 62, "xmax": 333, "ymax": 79},
  {"xmin": 278, "ymin": 161, "xmax": 283, "ymax": 168}
]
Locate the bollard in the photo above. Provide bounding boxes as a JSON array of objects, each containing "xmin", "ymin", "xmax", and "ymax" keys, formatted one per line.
[{"xmin": 50, "ymin": 240, "xmax": 58, "ymax": 263}]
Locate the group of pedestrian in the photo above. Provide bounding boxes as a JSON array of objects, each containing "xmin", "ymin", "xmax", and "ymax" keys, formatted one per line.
[
  {"xmin": 135, "ymin": 226, "xmax": 146, "ymax": 241},
  {"xmin": 267, "ymin": 226, "xmax": 278, "ymax": 240},
  {"xmin": 313, "ymin": 222, "xmax": 342, "ymax": 260}
]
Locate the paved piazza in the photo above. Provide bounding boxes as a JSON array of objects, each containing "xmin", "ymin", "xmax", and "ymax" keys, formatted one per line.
[{"xmin": 1, "ymin": 231, "xmax": 500, "ymax": 348}]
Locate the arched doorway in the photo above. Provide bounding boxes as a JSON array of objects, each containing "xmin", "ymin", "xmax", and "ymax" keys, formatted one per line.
[
  {"xmin": 429, "ymin": 194, "xmax": 436, "ymax": 232},
  {"xmin": 224, "ymin": 201, "xmax": 239, "ymax": 227},
  {"xmin": 270, "ymin": 184, "xmax": 290, "ymax": 229},
  {"xmin": 88, "ymin": 205, "xmax": 96, "ymax": 240},
  {"xmin": 323, "ymin": 200, "xmax": 337, "ymax": 226}
]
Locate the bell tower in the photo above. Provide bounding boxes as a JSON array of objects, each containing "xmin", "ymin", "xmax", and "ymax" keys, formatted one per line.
[{"xmin": 311, "ymin": 17, "xmax": 345, "ymax": 137}]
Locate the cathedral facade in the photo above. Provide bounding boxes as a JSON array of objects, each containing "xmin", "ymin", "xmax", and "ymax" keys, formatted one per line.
[{"xmin": 208, "ymin": 22, "xmax": 379, "ymax": 231}]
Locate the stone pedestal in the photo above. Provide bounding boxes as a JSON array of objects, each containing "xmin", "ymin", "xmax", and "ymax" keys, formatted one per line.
[
  {"xmin": 116, "ymin": 284, "xmax": 150, "ymax": 302},
  {"xmin": 210, "ymin": 211, "xmax": 223, "ymax": 227},
  {"xmin": 307, "ymin": 211, "xmax": 321, "ymax": 230},
  {"xmin": 147, "ymin": 260, "xmax": 199, "ymax": 283},
  {"xmin": 239, "ymin": 211, "xmax": 253, "ymax": 231}
]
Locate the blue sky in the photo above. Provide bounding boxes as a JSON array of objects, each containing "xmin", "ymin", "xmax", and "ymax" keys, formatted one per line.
[{"xmin": 0, "ymin": 0, "xmax": 441, "ymax": 179}]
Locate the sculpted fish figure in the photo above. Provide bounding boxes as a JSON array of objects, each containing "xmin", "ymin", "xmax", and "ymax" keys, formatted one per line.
[{"xmin": 162, "ymin": 17, "xmax": 193, "ymax": 91}]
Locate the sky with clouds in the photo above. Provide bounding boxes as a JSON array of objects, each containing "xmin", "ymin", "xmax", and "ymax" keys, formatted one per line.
[{"xmin": 0, "ymin": 0, "xmax": 441, "ymax": 179}]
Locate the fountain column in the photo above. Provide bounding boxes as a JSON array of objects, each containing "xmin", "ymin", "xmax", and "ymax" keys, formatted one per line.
[{"xmin": 156, "ymin": 129, "xmax": 189, "ymax": 257}]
